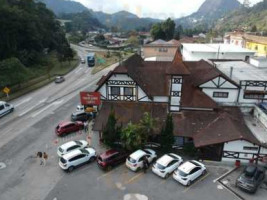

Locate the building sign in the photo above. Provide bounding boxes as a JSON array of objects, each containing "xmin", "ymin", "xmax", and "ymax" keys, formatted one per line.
[{"xmin": 80, "ymin": 92, "xmax": 101, "ymax": 105}]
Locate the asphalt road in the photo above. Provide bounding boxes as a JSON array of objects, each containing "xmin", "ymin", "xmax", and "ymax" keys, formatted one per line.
[{"xmin": 0, "ymin": 44, "xmax": 117, "ymax": 200}]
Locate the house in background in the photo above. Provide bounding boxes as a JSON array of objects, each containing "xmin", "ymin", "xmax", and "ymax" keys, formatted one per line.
[
  {"xmin": 93, "ymin": 52, "xmax": 267, "ymax": 163},
  {"xmin": 142, "ymin": 39, "xmax": 180, "ymax": 61},
  {"xmin": 181, "ymin": 43, "xmax": 256, "ymax": 61}
]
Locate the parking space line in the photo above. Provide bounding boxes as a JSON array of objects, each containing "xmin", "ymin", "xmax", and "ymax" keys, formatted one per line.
[
  {"xmin": 159, "ymin": 180, "xmax": 167, "ymax": 185},
  {"xmin": 125, "ymin": 173, "xmax": 144, "ymax": 184},
  {"xmin": 182, "ymin": 173, "xmax": 210, "ymax": 193},
  {"xmin": 97, "ymin": 166, "xmax": 123, "ymax": 181}
]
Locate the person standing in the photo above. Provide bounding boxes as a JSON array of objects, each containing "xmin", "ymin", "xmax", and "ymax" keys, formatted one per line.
[
  {"xmin": 37, "ymin": 152, "xmax": 43, "ymax": 165},
  {"xmin": 84, "ymin": 121, "xmax": 89, "ymax": 133},
  {"xmin": 43, "ymin": 152, "xmax": 48, "ymax": 166},
  {"xmin": 143, "ymin": 157, "xmax": 149, "ymax": 173}
]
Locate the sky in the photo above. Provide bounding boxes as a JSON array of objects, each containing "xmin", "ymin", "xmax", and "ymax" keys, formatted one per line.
[{"xmin": 74, "ymin": 0, "xmax": 263, "ymax": 19}]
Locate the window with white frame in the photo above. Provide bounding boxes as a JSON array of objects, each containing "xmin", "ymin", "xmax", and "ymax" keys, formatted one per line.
[
  {"xmin": 213, "ymin": 92, "xmax": 229, "ymax": 98},
  {"xmin": 110, "ymin": 87, "xmax": 120, "ymax": 96},
  {"xmin": 124, "ymin": 87, "xmax": 133, "ymax": 96}
]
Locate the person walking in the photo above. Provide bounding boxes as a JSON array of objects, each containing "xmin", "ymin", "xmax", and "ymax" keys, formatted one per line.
[
  {"xmin": 143, "ymin": 157, "xmax": 149, "ymax": 173},
  {"xmin": 37, "ymin": 152, "xmax": 43, "ymax": 165},
  {"xmin": 43, "ymin": 152, "xmax": 48, "ymax": 166},
  {"xmin": 84, "ymin": 121, "xmax": 89, "ymax": 133}
]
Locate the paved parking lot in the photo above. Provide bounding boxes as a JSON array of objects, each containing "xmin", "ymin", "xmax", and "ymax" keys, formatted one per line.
[
  {"xmin": 45, "ymin": 157, "xmax": 240, "ymax": 200},
  {"xmin": 221, "ymin": 166, "xmax": 267, "ymax": 200}
]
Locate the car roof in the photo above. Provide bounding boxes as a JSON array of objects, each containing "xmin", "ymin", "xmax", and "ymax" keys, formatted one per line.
[
  {"xmin": 59, "ymin": 121, "xmax": 74, "ymax": 127},
  {"xmin": 178, "ymin": 161, "xmax": 197, "ymax": 174},
  {"xmin": 157, "ymin": 154, "xmax": 175, "ymax": 167},
  {"xmin": 63, "ymin": 149, "xmax": 83, "ymax": 160},
  {"xmin": 60, "ymin": 141, "xmax": 77, "ymax": 149},
  {"xmin": 100, "ymin": 149, "xmax": 119, "ymax": 159},
  {"xmin": 130, "ymin": 150, "xmax": 146, "ymax": 160},
  {"xmin": 0, "ymin": 101, "xmax": 6, "ymax": 104}
]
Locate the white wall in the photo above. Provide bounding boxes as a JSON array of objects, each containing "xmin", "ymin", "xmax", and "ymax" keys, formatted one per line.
[
  {"xmin": 109, "ymin": 74, "xmax": 133, "ymax": 81},
  {"xmin": 253, "ymin": 106, "xmax": 267, "ymax": 129},
  {"xmin": 99, "ymin": 84, "xmax": 107, "ymax": 99},
  {"xmin": 137, "ymin": 87, "xmax": 151, "ymax": 102},
  {"xmin": 153, "ymin": 96, "xmax": 169, "ymax": 103}
]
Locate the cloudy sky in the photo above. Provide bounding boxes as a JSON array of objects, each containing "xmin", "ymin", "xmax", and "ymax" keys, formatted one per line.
[{"xmin": 74, "ymin": 0, "xmax": 263, "ymax": 19}]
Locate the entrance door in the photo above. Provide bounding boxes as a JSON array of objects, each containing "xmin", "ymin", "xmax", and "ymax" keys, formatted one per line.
[{"xmin": 200, "ymin": 144, "xmax": 224, "ymax": 161}]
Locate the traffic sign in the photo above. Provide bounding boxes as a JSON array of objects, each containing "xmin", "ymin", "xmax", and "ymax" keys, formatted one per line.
[{"xmin": 3, "ymin": 87, "xmax": 10, "ymax": 94}]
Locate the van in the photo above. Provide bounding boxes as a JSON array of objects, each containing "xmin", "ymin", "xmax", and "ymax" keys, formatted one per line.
[
  {"xmin": 87, "ymin": 53, "xmax": 95, "ymax": 67},
  {"xmin": 0, "ymin": 101, "xmax": 14, "ymax": 118}
]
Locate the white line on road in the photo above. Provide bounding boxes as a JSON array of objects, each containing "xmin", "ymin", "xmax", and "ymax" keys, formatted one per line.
[
  {"xmin": 31, "ymin": 100, "xmax": 64, "ymax": 118},
  {"xmin": 39, "ymin": 98, "xmax": 48, "ymax": 103},
  {"xmin": 18, "ymin": 102, "xmax": 42, "ymax": 117},
  {"xmin": 14, "ymin": 97, "xmax": 32, "ymax": 107},
  {"xmin": 85, "ymin": 68, "xmax": 90, "ymax": 73},
  {"xmin": 75, "ymin": 67, "xmax": 83, "ymax": 74}
]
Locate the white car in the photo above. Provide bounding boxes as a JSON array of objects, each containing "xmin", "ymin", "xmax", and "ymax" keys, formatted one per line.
[
  {"xmin": 0, "ymin": 101, "xmax": 14, "ymax": 118},
  {"xmin": 126, "ymin": 149, "xmax": 157, "ymax": 172},
  {"xmin": 173, "ymin": 160, "xmax": 206, "ymax": 186},
  {"xmin": 152, "ymin": 153, "xmax": 183, "ymax": 178},
  {"xmin": 57, "ymin": 140, "xmax": 88, "ymax": 157},
  {"xmin": 59, "ymin": 147, "xmax": 96, "ymax": 172}
]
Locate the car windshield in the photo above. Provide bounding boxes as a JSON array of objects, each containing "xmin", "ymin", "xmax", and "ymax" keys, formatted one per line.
[
  {"xmin": 190, "ymin": 160, "xmax": 200, "ymax": 166},
  {"xmin": 60, "ymin": 157, "xmax": 67, "ymax": 164},
  {"xmin": 80, "ymin": 149, "xmax": 89, "ymax": 154},
  {"xmin": 178, "ymin": 169, "xmax": 188, "ymax": 177},
  {"xmin": 128, "ymin": 157, "xmax": 136, "ymax": 163},
  {"xmin": 168, "ymin": 154, "xmax": 177, "ymax": 159},
  {"xmin": 143, "ymin": 150, "xmax": 151, "ymax": 154},
  {"xmin": 75, "ymin": 141, "xmax": 82, "ymax": 146},
  {"xmin": 156, "ymin": 163, "xmax": 166, "ymax": 170}
]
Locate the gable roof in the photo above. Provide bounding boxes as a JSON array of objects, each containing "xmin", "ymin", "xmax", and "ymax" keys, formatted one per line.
[
  {"xmin": 243, "ymin": 34, "xmax": 267, "ymax": 45},
  {"xmin": 144, "ymin": 39, "xmax": 180, "ymax": 47},
  {"xmin": 184, "ymin": 60, "xmax": 240, "ymax": 88}
]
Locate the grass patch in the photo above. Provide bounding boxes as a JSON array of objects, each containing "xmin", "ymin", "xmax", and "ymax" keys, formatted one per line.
[
  {"xmin": 0, "ymin": 52, "xmax": 79, "ymax": 101},
  {"xmin": 91, "ymin": 51, "xmax": 133, "ymax": 75}
]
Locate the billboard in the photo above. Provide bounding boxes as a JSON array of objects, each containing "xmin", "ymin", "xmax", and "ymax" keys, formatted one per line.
[{"xmin": 80, "ymin": 92, "xmax": 101, "ymax": 105}]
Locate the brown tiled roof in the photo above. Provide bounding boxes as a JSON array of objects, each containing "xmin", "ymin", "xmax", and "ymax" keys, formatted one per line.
[
  {"xmin": 184, "ymin": 60, "xmax": 239, "ymax": 88},
  {"xmin": 144, "ymin": 39, "xmax": 179, "ymax": 47},
  {"xmin": 173, "ymin": 107, "xmax": 260, "ymax": 147},
  {"xmin": 93, "ymin": 101, "xmax": 168, "ymax": 132},
  {"xmin": 179, "ymin": 37, "xmax": 198, "ymax": 43}
]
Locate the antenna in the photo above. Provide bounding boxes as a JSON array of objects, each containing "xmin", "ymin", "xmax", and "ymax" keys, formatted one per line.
[{"xmin": 243, "ymin": 0, "xmax": 250, "ymax": 8}]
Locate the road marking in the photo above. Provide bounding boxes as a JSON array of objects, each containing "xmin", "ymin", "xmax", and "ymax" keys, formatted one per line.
[
  {"xmin": 39, "ymin": 98, "xmax": 48, "ymax": 103},
  {"xmin": 0, "ymin": 127, "xmax": 14, "ymax": 137},
  {"xmin": 14, "ymin": 97, "xmax": 32, "ymax": 107},
  {"xmin": 159, "ymin": 180, "xmax": 167, "ymax": 185},
  {"xmin": 125, "ymin": 173, "xmax": 143, "ymax": 184},
  {"xmin": 18, "ymin": 103, "xmax": 41, "ymax": 116},
  {"xmin": 85, "ymin": 68, "xmax": 90, "ymax": 73},
  {"xmin": 97, "ymin": 170, "xmax": 114, "ymax": 180},
  {"xmin": 31, "ymin": 100, "xmax": 64, "ymax": 118},
  {"xmin": 182, "ymin": 173, "xmax": 210, "ymax": 193},
  {"xmin": 75, "ymin": 67, "xmax": 83, "ymax": 74}
]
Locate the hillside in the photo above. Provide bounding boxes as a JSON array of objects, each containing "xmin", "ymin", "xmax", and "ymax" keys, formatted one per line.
[
  {"xmin": 38, "ymin": 0, "xmax": 88, "ymax": 15},
  {"xmin": 175, "ymin": 0, "xmax": 241, "ymax": 29},
  {"xmin": 215, "ymin": 0, "xmax": 267, "ymax": 32}
]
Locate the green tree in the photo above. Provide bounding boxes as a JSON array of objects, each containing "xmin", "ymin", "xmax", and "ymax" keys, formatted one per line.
[
  {"xmin": 150, "ymin": 23, "xmax": 166, "ymax": 40},
  {"xmin": 94, "ymin": 34, "xmax": 105, "ymax": 43},
  {"xmin": 139, "ymin": 112, "xmax": 156, "ymax": 136},
  {"xmin": 160, "ymin": 114, "xmax": 174, "ymax": 152},
  {"xmin": 162, "ymin": 18, "xmax": 176, "ymax": 40},
  {"xmin": 127, "ymin": 36, "xmax": 139, "ymax": 47},
  {"xmin": 251, "ymin": 25, "xmax": 257, "ymax": 32},
  {"xmin": 0, "ymin": 57, "xmax": 31, "ymax": 88},
  {"xmin": 102, "ymin": 108, "xmax": 118, "ymax": 147}
]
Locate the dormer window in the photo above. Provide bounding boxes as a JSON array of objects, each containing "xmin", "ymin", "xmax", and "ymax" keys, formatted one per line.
[{"xmin": 111, "ymin": 87, "xmax": 120, "ymax": 96}]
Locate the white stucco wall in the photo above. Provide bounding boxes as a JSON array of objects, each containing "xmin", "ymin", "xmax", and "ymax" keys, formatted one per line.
[
  {"xmin": 99, "ymin": 84, "xmax": 107, "ymax": 99},
  {"xmin": 137, "ymin": 87, "xmax": 151, "ymax": 102},
  {"xmin": 202, "ymin": 88, "xmax": 239, "ymax": 103},
  {"xmin": 153, "ymin": 96, "xmax": 169, "ymax": 103},
  {"xmin": 253, "ymin": 106, "xmax": 267, "ymax": 129}
]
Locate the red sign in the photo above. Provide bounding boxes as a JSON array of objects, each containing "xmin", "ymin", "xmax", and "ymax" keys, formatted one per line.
[{"xmin": 80, "ymin": 92, "xmax": 101, "ymax": 105}]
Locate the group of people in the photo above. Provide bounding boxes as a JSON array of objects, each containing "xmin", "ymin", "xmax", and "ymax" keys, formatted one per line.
[{"xmin": 36, "ymin": 152, "xmax": 48, "ymax": 166}]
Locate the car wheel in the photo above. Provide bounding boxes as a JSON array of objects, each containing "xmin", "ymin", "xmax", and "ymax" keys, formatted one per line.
[
  {"xmin": 68, "ymin": 166, "xmax": 74, "ymax": 172},
  {"xmin": 187, "ymin": 180, "xmax": 191, "ymax": 186},
  {"xmin": 89, "ymin": 156, "xmax": 96, "ymax": 162},
  {"xmin": 202, "ymin": 169, "xmax": 207, "ymax": 175},
  {"xmin": 165, "ymin": 173, "xmax": 170, "ymax": 179}
]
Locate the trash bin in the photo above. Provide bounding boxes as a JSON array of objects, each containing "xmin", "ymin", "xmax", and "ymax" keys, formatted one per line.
[{"xmin": 235, "ymin": 160, "xmax": 241, "ymax": 167}]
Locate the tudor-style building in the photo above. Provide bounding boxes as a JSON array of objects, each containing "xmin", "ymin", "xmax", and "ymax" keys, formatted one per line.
[{"xmin": 93, "ymin": 52, "xmax": 267, "ymax": 163}]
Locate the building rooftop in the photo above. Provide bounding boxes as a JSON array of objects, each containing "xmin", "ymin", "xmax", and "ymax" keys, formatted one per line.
[
  {"xmin": 182, "ymin": 43, "xmax": 256, "ymax": 53},
  {"xmin": 214, "ymin": 61, "xmax": 267, "ymax": 83}
]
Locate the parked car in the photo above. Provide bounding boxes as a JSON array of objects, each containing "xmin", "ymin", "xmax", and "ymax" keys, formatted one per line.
[
  {"xmin": 173, "ymin": 160, "xmax": 206, "ymax": 186},
  {"xmin": 126, "ymin": 149, "xmax": 157, "ymax": 172},
  {"xmin": 236, "ymin": 165, "xmax": 265, "ymax": 193},
  {"xmin": 0, "ymin": 101, "xmax": 14, "ymax": 118},
  {"xmin": 71, "ymin": 111, "xmax": 92, "ymax": 122},
  {"xmin": 152, "ymin": 153, "xmax": 183, "ymax": 178},
  {"xmin": 58, "ymin": 147, "xmax": 96, "ymax": 172},
  {"xmin": 57, "ymin": 140, "xmax": 88, "ymax": 157},
  {"xmin": 97, "ymin": 149, "xmax": 129, "ymax": 170},
  {"xmin": 81, "ymin": 58, "xmax": 86, "ymax": 64},
  {"xmin": 55, "ymin": 76, "xmax": 65, "ymax": 83},
  {"xmin": 55, "ymin": 121, "xmax": 84, "ymax": 136}
]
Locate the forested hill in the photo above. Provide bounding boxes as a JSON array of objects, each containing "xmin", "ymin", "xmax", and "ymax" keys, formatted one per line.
[
  {"xmin": 215, "ymin": 0, "xmax": 267, "ymax": 32},
  {"xmin": 0, "ymin": 0, "xmax": 72, "ymax": 87}
]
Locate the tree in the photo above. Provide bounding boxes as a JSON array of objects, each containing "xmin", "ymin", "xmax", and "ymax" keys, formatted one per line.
[
  {"xmin": 94, "ymin": 34, "xmax": 105, "ymax": 43},
  {"xmin": 139, "ymin": 112, "xmax": 156, "ymax": 136},
  {"xmin": 251, "ymin": 25, "xmax": 257, "ymax": 32},
  {"xmin": 162, "ymin": 18, "xmax": 175, "ymax": 40},
  {"xmin": 160, "ymin": 114, "xmax": 174, "ymax": 152},
  {"xmin": 150, "ymin": 23, "xmax": 166, "ymax": 40},
  {"xmin": 102, "ymin": 108, "xmax": 121, "ymax": 147},
  {"xmin": 127, "ymin": 36, "xmax": 139, "ymax": 47}
]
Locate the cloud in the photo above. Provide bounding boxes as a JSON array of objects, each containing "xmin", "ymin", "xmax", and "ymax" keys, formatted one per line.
[{"xmin": 74, "ymin": 0, "xmax": 263, "ymax": 19}]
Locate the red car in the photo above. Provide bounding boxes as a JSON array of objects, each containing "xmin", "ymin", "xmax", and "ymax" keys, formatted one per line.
[
  {"xmin": 55, "ymin": 121, "xmax": 84, "ymax": 136},
  {"xmin": 97, "ymin": 149, "xmax": 129, "ymax": 170}
]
